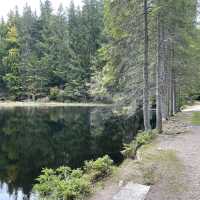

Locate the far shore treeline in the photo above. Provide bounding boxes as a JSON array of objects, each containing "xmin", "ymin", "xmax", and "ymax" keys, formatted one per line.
[
  {"xmin": 0, "ymin": 0, "xmax": 200, "ymax": 132},
  {"xmin": 0, "ymin": 0, "xmax": 104, "ymax": 102}
]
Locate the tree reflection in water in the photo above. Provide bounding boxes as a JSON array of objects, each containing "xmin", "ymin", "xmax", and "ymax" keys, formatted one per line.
[{"xmin": 0, "ymin": 106, "xmax": 145, "ymax": 199}]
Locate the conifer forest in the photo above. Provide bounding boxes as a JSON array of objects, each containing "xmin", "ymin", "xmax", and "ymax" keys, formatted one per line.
[{"xmin": 1, "ymin": 0, "xmax": 200, "ymax": 200}]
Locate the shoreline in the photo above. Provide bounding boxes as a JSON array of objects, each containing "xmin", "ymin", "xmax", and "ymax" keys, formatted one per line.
[{"xmin": 0, "ymin": 101, "xmax": 112, "ymax": 108}]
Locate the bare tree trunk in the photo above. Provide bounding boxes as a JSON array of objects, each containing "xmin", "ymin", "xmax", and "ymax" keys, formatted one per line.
[
  {"xmin": 163, "ymin": 61, "xmax": 170, "ymax": 120},
  {"xmin": 177, "ymin": 87, "xmax": 181, "ymax": 111},
  {"xmin": 165, "ymin": 65, "xmax": 170, "ymax": 119},
  {"xmin": 166, "ymin": 36, "xmax": 172, "ymax": 119},
  {"xmin": 169, "ymin": 43, "xmax": 176, "ymax": 116},
  {"xmin": 156, "ymin": 15, "xmax": 162, "ymax": 133},
  {"xmin": 161, "ymin": 23, "xmax": 169, "ymax": 120},
  {"xmin": 172, "ymin": 44, "xmax": 176, "ymax": 114},
  {"xmin": 172, "ymin": 70, "xmax": 177, "ymax": 114},
  {"xmin": 169, "ymin": 73, "xmax": 173, "ymax": 116},
  {"xmin": 143, "ymin": 0, "xmax": 151, "ymax": 131}
]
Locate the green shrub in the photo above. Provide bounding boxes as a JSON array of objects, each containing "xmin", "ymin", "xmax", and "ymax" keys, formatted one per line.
[
  {"xmin": 49, "ymin": 87, "xmax": 66, "ymax": 102},
  {"xmin": 34, "ymin": 167, "xmax": 91, "ymax": 200},
  {"xmin": 121, "ymin": 141, "xmax": 137, "ymax": 159},
  {"xmin": 136, "ymin": 131, "xmax": 154, "ymax": 147},
  {"xmin": 49, "ymin": 87, "xmax": 60, "ymax": 101},
  {"xmin": 34, "ymin": 156, "xmax": 114, "ymax": 200},
  {"xmin": 84, "ymin": 155, "xmax": 114, "ymax": 183},
  {"xmin": 121, "ymin": 131, "xmax": 156, "ymax": 159}
]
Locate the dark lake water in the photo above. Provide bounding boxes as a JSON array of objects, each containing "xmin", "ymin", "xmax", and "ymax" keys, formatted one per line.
[{"xmin": 0, "ymin": 106, "xmax": 145, "ymax": 200}]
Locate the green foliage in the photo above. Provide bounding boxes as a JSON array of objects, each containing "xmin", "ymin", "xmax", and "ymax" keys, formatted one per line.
[
  {"xmin": 49, "ymin": 87, "xmax": 60, "ymax": 101},
  {"xmin": 104, "ymin": 0, "xmax": 129, "ymax": 39},
  {"xmin": 34, "ymin": 155, "xmax": 114, "ymax": 200},
  {"xmin": 0, "ymin": 0, "xmax": 199, "ymax": 105},
  {"xmin": 101, "ymin": 0, "xmax": 200, "ymax": 111},
  {"xmin": 0, "ymin": 0, "xmax": 104, "ymax": 101},
  {"xmin": 136, "ymin": 131, "xmax": 155, "ymax": 147},
  {"xmin": 34, "ymin": 167, "xmax": 91, "ymax": 200},
  {"xmin": 121, "ymin": 141, "xmax": 137, "ymax": 159},
  {"xmin": 121, "ymin": 131, "xmax": 156, "ymax": 159},
  {"xmin": 1, "ymin": 24, "xmax": 22, "ymax": 99},
  {"xmin": 84, "ymin": 155, "xmax": 114, "ymax": 182}
]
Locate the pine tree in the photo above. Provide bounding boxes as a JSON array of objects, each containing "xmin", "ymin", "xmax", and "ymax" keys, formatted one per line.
[{"xmin": 2, "ymin": 25, "xmax": 22, "ymax": 99}]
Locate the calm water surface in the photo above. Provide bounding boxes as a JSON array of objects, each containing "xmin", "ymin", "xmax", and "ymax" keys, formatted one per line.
[{"xmin": 0, "ymin": 106, "xmax": 144, "ymax": 200}]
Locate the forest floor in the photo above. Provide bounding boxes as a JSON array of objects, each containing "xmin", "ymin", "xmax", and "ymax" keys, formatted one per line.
[{"xmin": 89, "ymin": 103, "xmax": 200, "ymax": 200}]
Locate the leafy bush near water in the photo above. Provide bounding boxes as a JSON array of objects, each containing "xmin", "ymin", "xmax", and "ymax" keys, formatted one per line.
[
  {"xmin": 121, "ymin": 141, "xmax": 137, "ymax": 159},
  {"xmin": 49, "ymin": 87, "xmax": 60, "ymax": 101},
  {"xmin": 136, "ymin": 131, "xmax": 155, "ymax": 147},
  {"xmin": 121, "ymin": 131, "xmax": 156, "ymax": 159},
  {"xmin": 84, "ymin": 155, "xmax": 114, "ymax": 183},
  {"xmin": 49, "ymin": 87, "xmax": 66, "ymax": 102},
  {"xmin": 34, "ymin": 155, "xmax": 114, "ymax": 200}
]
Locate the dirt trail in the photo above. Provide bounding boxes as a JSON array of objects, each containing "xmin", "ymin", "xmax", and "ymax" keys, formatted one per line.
[
  {"xmin": 146, "ymin": 106, "xmax": 200, "ymax": 200},
  {"xmin": 89, "ymin": 104, "xmax": 200, "ymax": 200}
]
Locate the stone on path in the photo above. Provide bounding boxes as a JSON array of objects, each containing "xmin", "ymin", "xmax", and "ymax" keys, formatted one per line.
[{"xmin": 113, "ymin": 182, "xmax": 150, "ymax": 200}]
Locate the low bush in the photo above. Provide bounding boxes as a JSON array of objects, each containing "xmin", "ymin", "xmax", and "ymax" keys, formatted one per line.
[
  {"xmin": 121, "ymin": 141, "xmax": 137, "ymax": 159},
  {"xmin": 121, "ymin": 131, "xmax": 156, "ymax": 159},
  {"xmin": 49, "ymin": 87, "xmax": 60, "ymax": 101},
  {"xmin": 136, "ymin": 131, "xmax": 155, "ymax": 147},
  {"xmin": 34, "ymin": 167, "xmax": 91, "ymax": 200},
  {"xmin": 34, "ymin": 156, "xmax": 114, "ymax": 200},
  {"xmin": 84, "ymin": 155, "xmax": 114, "ymax": 183}
]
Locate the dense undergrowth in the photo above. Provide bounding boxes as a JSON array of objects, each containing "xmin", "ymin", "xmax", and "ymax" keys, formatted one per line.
[{"xmin": 34, "ymin": 155, "xmax": 114, "ymax": 200}]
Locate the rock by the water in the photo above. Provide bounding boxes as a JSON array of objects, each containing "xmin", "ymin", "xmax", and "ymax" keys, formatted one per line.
[{"xmin": 113, "ymin": 182, "xmax": 150, "ymax": 200}]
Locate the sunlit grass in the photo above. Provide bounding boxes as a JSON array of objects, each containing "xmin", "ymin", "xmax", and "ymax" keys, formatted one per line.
[{"xmin": 191, "ymin": 112, "xmax": 200, "ymax": 125}]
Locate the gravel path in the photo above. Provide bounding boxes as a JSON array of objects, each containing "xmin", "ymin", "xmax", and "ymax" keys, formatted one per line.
[
  {"xmin": 146, "ymin": 111, "xmax": 200, "ymax": 200},
  {"xmin": 89, "ymin": 105, "xmax": 200, "ymax": 200}
]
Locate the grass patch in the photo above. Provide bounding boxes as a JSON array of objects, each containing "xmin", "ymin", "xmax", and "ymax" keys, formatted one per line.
[
  {"xmin": 191, "ymin": 112, "xmax": 200, "ymax": 125},
  {"xmin": 137, "ymin": 144, "xmax": 187, "ymax": 194}
]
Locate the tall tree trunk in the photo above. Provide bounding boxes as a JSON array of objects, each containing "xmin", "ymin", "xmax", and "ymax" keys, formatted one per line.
[
  {"xmin": 143, "ymin": 0, "xmax": 151, "ymax": 131},
  {"xmin": 169, "ymin": 44, "xmax": 175, "ymax": 116},
  {"xmin": 177, "ymin": 87, "xmax": 181, "ymax": 112},
  {"xmin": 172, "ymin": 70, "xmax": 177, "ymax": 114},
  {"xmin": 169, "ymin": 69, "xmax": 173, "ymax": 116},
  {"xmin": 156, "ymin": 15, "xmax": 162, "ymax": 133},
  {"xmin": 167, "ymin": 36, "xmax": 172, "ymax": 119},
  {"xmin": 161, "ymin": 24, "xmax": 169, "ymax": 120},
  {"xmin": 172, "ymin": 44, "xmax": 176, "ymax": 114}
]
